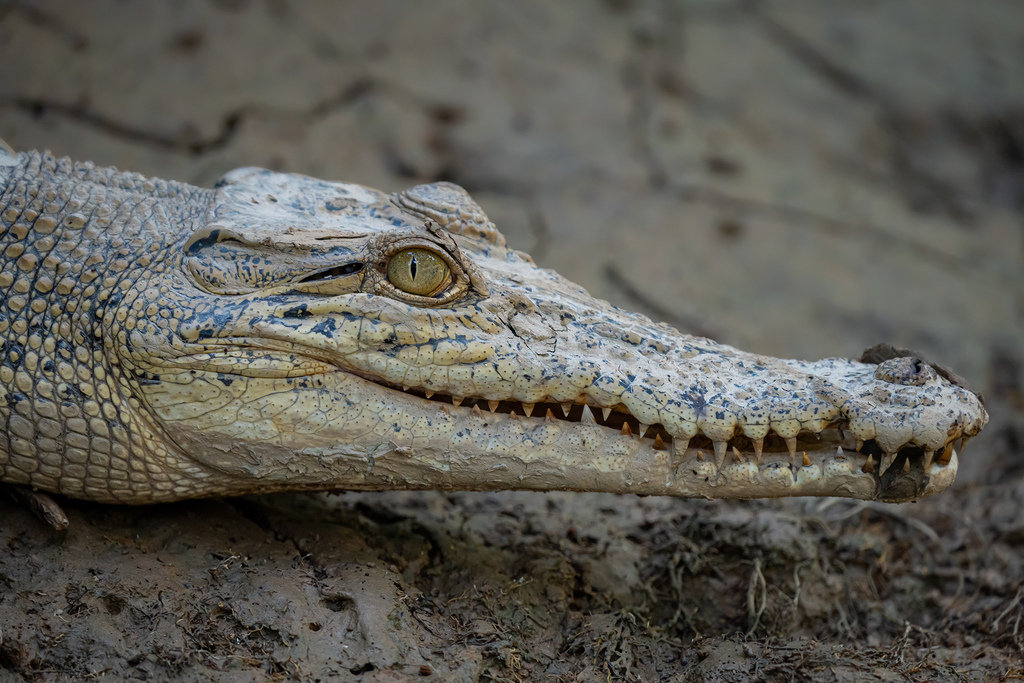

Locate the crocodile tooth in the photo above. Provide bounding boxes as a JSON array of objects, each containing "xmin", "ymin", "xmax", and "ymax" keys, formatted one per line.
[
  {"xmin": 402, "ymin": 385, "xmax": 411, "ymax": 392},
  {"xmin": 785, "ymin": 437, "xmax": 797, "ymax": 463},
  {"xmin": 471, "ymin": 405, "xmax": 484, "ymax": 418},
  {"xmin": 802, "ymin": 452, "xmax": 811, "ymax": 468},
  {"xmin": 561, "ymin": 403, "xmax": 573, "ymax": 416},
  {"xmin": 423, "ymin": 390, "xmax": 435, "ymax": 399},
  {"xmin": 862, "ymin": 454, "xmax": 875, "ymax": 473},
  {"xmin": 509, "ymin": 411, "xmax": 520, "ymax": 421},
  {"xmin": 855, "ymin": 438, "xmax": 864, "ymax": 451},
  {"xmin": 600, "ymin": 407, "xmax": 611, "ymax": 421},
  {"xmin": 696, "ymin": 450, "xmax": 706, "ymax": 462},
  {"xmin": 960, "ymin": 435, "xmax": 973, "ymax": 452},
  {"xmin": 922, "ymin": 448, "xmax": 934, "ymax": 470},
  {"xmin": 712, "ymin": 440, "xmax": 727, "ymax": 469},
  {"xmin": 452, "ymin": 395, "xmax": 466, "ymax": 407},
  {"xmin": 545, "ymin": 409, "xmax": 558, "ymax": 423},
  {"xmin": 836, "ymin": 446, "xmax": 845, "ymax": 459},
  {"xmin": 621, "ymin": 423, "xmax": 633, "ymax": 437},
  {"xmin": 637, "ymin": 423, "xmax": 650, "ymax": 439},
  {"xmin": 902, "ymin": 458, "xmax": 911, "ymax": 474},
  {"xmin": 880, "ymin": 452, "xmax": 894, "ymax": 474},
  {"xmin": 732, "ymin": 446, "xmax": 744, "ymax": 463},
  {"xmin": 752, "ymin": 438, "xmax": 764, "ymax": 463},
  {"xmin": 521, "ymin": 403, "xmax": 535, "ymax": 417},
  {"xmin": 581, "ymin": 405, "xmax": 597, "ymax": 424},
  {"xmin": 487, "ymin": 400, "xmax": 500, "ymax": 413},
  {"xmin": 653, "ymin": 434, "xmax": 667, "ymax": 451},
  {"xmin": 672, "ymin": 437, "xmax": 690, "ymax": 460},
  {"xmin": 937, "ymin": 442, "xmax": 953, "ymax": 466}
]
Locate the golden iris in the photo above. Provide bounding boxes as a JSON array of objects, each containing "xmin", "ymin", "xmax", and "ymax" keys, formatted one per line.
[{"xmin": 386, "ymin": 248, "xmax": 453, "ymax": 297}]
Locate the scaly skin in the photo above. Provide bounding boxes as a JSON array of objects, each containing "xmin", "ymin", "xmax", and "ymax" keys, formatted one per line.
[{"xmin": 0, "ymin": 140, "xmax": 987, "ymax": 506}]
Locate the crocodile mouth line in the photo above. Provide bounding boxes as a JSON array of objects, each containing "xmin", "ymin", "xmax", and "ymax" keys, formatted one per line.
[
  {"xmin": 377, "ymin": 381, "xmax": 961, "ymax": 485},
  {"xmin": 176, "ymin": 342, "xmax": 961, "ymax": 488}
]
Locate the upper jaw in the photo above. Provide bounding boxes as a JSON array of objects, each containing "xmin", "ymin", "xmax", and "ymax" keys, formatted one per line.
[
  {"xmin": 368, "ymin": 326, "xmax": 982, "ymax": 501},
  {"xmin": 177, "ymin": 278, "xmax": 986, "ymax": 503}
]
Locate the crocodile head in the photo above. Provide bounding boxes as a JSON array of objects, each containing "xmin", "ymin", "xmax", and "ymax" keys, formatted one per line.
[
  {"xmin": 113, "ymin": 166, "xmax": 985, "ymax": 504},
  {"xmin": 0, "ymin": 148, "xmax": 988, "ymax": 504}
]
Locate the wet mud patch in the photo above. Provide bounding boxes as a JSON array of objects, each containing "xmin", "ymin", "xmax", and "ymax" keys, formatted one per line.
[{"xmin": 3, "ymin": 458, "xmax": 1023, "ymax": 681}]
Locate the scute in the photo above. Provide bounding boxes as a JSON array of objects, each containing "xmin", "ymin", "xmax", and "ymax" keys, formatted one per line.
[{"xmin": 394, "ymin": 181, "xmax": 506, "ymax": 246}]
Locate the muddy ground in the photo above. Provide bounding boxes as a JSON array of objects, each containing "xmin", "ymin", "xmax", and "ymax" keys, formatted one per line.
[{"xmin": 1, "ymin": 1, "xmax": 1024, "ymax": 680}]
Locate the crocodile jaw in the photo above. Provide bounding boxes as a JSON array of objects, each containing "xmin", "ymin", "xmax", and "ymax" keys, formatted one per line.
[
  {"xmin": 151, "ymin": 367, "xmax": 960, "ymax": 502},
  {"xmin": 129, "ymin": 174, "xmax": 985, "ymax": 504},
  {"xmin": 145, "ymin": 270, "xmax": 982, "ymax": 504}
]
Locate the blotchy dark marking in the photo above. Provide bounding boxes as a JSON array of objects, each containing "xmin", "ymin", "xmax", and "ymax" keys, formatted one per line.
[
  {"xmin": 311, "ymin": 318, "xmax": 337, "ymax": 336},
  {"xmin": 210, "ymin": 310, "xmax": 234, "ymax": 329},
  {"xmin": 58, "ymin": 384, "xmax": 85, "ymax": 402},
  {"xmin": 325, "ymin": 199, "xmax": 355, "ymax": 212},
  {"xmin": 283, "ymin": 304, "xmax": 312, "ymax": 319},
  {"xmin": 185, "ymin": 228, "xmax": 222, "ymax": 254},
  {"xmin": 686, "ymin": 390, "xmax": 707, "ymax": 417},
  {"xmin": 3, "ymin": 343, "xmax": 23, "ymax": 369}
]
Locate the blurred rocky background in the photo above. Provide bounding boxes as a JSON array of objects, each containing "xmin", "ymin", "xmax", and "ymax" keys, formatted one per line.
[{"xmin": 1, "ymin": 1, "xmax": 1022, "ymax": 680}]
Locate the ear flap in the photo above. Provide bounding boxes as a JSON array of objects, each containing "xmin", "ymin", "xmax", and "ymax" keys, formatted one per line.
[
  {"xmin": 182, "ymin": 223, "xmax": 275, "ymax": 294},
  {"xmin": 393, "ymin": 182, "xmax": 506, "ymax": 247}
]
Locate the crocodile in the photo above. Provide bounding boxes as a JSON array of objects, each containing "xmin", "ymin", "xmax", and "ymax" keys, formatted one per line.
[{"xmin": 0, "ymin": 138, "xmax": 988, "ymax": 523}]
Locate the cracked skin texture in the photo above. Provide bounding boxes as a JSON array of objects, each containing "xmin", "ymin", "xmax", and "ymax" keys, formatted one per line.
[{"xmin": 0, "ymin": 139, "xmax": 987, "ymax": 506}]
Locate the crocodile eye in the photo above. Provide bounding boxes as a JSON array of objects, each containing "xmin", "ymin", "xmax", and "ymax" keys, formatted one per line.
[{"xmin": 387, "ymin": 247, "xmax": 453, "ymax": 297}]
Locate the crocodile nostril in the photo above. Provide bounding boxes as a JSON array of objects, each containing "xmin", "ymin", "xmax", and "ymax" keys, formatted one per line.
[{"xmin": 874, "ymin": 356, "xmax": 937, "ymax": 386}]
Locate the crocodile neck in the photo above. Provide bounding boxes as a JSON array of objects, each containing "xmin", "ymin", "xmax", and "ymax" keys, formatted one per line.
[{"xmin": 0, "ymin": 151, "xmax": 214, "ymax": 501}]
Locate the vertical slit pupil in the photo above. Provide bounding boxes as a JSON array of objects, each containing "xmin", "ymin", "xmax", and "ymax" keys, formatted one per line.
[{"xmin": 409, "ymin": 256, "xmax": 417, "ymax": 280}]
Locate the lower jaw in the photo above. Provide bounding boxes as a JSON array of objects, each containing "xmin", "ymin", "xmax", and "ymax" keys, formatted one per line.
[
  {"xmin": 661, "ymin": 441, "xmax": 957, "ymax": 502},
  {"xmin": 323, "ymin": 435, "xmax": 958, "ymax": 503},
  {"xmin": 336, "ymin": 383, "xmax": 959, "ymax": 503},
  {"xmin": 140, "ymin": 367, "xmax": 957, "ymax": 503}
]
